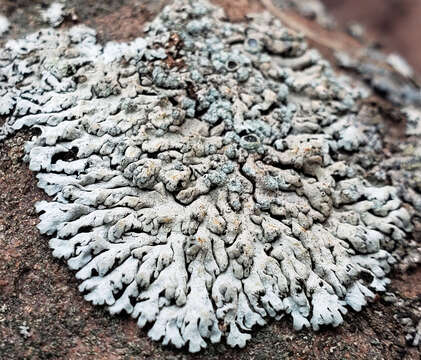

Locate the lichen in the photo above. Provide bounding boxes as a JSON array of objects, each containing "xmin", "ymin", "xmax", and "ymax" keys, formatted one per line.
[
  {"xmin": 0, "ymin": 14, "xmax": 10, "ymax": 37},
  {"xmin": 335, "ymin": 49, "xmax": 421, "ymax": 107},
  {"xmin": 0, "ymin": 0, "xmax": 417, "ymax": 353},
  {"xmin": 41, "ymin": 2, "xmax": 66, "ymax": 28}
]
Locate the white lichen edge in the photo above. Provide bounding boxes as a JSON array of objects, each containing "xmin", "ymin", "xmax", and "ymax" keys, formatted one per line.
[
  {"xmin": 0, "ymin": 0, "xmax": 414, "ymax": 353},
  {"xmin": 41, "ymin": 2, "xmax": 66, "ymax": 27},
  {"xmin": 0, "ymin": 14, "xmax": 10, "ymax": 36}
]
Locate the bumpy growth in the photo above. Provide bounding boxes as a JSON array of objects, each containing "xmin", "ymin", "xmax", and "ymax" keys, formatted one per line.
[{"xmin": 0, "ymin": 0, "xmax": 414, "ymax": 352}]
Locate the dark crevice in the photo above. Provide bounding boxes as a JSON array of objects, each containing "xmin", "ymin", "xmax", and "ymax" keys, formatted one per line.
[
  {"xmin": 168, "ymin": 96, "xmax": 178, "ymax": 106},
  {"xmin": 90, "ymin": 268, "xmax": 99, "ymax": 277},
  {"xmin": 145, "ymin": 151, "xmax": 160, "ymax": 159},
  {"xmin": 185, "ymin": 81, "xmax": 198, "ymax": 101},
  {"xmin": 260, "ymin": 103, "xmax": 278, "ymax": 116},
  {"xmin": 195, "ymin": 106, "xmax": 209, "ymax": 118},
  {"xmin": 331, "ymin": 173, "xmax": 348, "ymax": 183},
  {"xmin": 51, "ymin": 146, "xmax": 79, "ymax": 164},
  {"xmin": 262, "ymin": 157, "xmax": 294, "ymax": 171},
  {"xmin": 270, "ymin": 213, "xmax": 286, "ymax": 224},
  {"xmin": 78, "ymin": 226, "xmax": 93, "ymax": 234},
  {"xmin": 110, "ymin": 162, "xmax": 118, "ymax": 170},
  {"xmin": 359, "ymin": 270, "xmax": 374, "ymax": 284}
]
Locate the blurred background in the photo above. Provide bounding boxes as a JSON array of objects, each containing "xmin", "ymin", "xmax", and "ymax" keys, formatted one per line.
[
  {"xmin": 321, "ymin": 0, "xmax": 421, "ymax": 75},
  {"xmin": 0, "ymin": 0, "xmax": 420, "ymax": 75}
]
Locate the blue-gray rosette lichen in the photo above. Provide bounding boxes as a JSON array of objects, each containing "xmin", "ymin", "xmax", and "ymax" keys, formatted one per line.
[{"xmin": 0, "ymin": 0, "xmax": 417, "ymax": 353}]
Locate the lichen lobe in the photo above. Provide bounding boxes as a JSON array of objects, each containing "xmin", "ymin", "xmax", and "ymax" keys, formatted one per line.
[{"xmin": 0, "ymin": 0, "xmax": 414, "ymax": 353}]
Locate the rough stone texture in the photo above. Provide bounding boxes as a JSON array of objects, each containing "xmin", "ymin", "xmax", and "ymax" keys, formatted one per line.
[{"xmin": 0, "ymin": 0, "xmax": 420, "ymax": 358}]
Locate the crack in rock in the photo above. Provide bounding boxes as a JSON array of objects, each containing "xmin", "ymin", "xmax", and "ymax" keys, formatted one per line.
[{"xmin": 0, "ymin": 0, "xmax": 417, "ymax": 353}]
